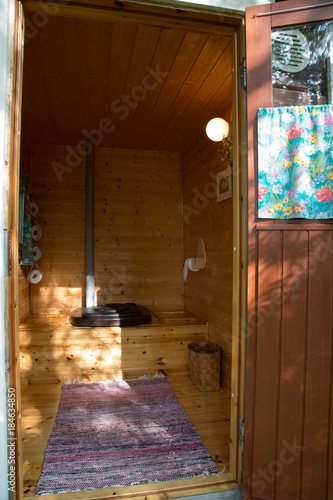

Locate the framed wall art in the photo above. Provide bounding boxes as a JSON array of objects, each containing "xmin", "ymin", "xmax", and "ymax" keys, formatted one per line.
[{"xmin": 216, "ymin": 167, "xmax": 232, "ymax": 202}]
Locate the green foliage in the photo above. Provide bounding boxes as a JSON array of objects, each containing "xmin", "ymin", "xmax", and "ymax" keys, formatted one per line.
[{"xmin": 218, "ymin": 137, "xmax": 233, "ymax": 166}]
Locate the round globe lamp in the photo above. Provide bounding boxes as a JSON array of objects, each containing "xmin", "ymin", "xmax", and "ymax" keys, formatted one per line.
[{"xmin": 206, "ymin": 118, "xmax": 229, "ymax": 142}]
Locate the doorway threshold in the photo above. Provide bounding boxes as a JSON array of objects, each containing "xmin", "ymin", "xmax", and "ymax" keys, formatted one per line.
[{"xmin": 173, "ymin": 489, "xmax": 241, "ymax": 500}]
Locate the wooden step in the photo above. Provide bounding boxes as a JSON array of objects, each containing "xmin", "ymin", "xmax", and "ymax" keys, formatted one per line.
[{"xmin": 20, "ymin": 311, "xmax": 207, "ymax": 385}]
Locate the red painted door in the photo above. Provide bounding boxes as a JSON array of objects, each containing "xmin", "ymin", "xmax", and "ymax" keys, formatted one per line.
[{"xmin": 244, "ymin": 2, "xmax": 333, "ymax": 499}]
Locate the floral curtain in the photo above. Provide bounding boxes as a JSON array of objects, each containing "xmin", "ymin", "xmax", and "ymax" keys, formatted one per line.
[{"xmin": 258, "ymin": 105, "xmax": 333, "ymax": 219}]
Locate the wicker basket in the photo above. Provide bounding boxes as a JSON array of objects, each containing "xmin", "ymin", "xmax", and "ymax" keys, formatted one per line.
[{"xmin": 187, "ymin": 341, "xmax": 222, "ymax": 392}]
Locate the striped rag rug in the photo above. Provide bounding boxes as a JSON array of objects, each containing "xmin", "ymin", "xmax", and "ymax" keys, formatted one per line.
[{"xmin": 35, "ymin": 374, "xmax": 218, "ymax": 495}]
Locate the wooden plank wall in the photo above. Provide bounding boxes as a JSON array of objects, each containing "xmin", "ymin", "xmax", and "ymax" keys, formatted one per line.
[
  {"xmin": 94, "ymin": 148, "xmax": 183, "ymax": 309},
  {"xmin": 182, "ymin": 135, "xmax": 233, "ymax": 390},
  {"xmin": 248, "ymin": 228, "xmax": 333, "ymax": 500},
  {"xmin": 29, "ymin": 144, "xmax": 183, "ymax": 314},
  {"xmin": 29, "ymin": 144, "xmax": 86, "ymax": 314},
  {"xmin": 19, "ymin": 265, "xmax": 30, "ymax": 322}
]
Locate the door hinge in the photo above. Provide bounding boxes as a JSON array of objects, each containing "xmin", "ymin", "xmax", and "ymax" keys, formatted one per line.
[
  {"xmin": 3, "ymin": 230, "xmax": 12, "ymax": 276},
  {"xmin": 240, "ymin": 59, "xmax": 246, "ymax": 91},
  {"xmin": 239, "ymin": 417, "xmax": 245, "ymax": 448}
]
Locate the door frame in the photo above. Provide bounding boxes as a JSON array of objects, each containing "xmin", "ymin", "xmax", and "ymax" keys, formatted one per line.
[
  {"xmin": 0, "ymin": 0, "xmax": 11, "ymax": 492},
  {"xmin": 244, "ymin": 1, "xmax": 333, "ymax": 498},
  {"xmin": 8, "ymin": 1, "xmax": 246, "ymax": 497},
  {"xmin": 3, "ymin": 0, "xmax": 25, "ymax": 498}
]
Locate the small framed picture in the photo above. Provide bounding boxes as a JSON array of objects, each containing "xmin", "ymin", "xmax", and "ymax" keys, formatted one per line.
[{"xmin": 216, "ymin": 167, "xmax": 232, "ymax": 202}]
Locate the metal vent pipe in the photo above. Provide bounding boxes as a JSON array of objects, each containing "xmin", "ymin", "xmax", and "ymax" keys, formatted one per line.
[{"xmin": 86, "ymin": 139, "xmax": 95, "ymax": 308}]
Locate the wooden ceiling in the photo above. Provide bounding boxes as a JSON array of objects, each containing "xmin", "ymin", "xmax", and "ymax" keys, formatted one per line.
[{"xmin": 21, "ymin": 8, "xmax": 233, "ymax": 159}]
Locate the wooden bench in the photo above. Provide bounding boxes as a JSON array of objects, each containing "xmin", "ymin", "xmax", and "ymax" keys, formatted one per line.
[{"xmin": 19, "ymin": 311, "xmax": 207, "ymax": 385}]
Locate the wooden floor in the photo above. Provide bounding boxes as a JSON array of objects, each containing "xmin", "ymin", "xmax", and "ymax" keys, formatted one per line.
[{"xmin": 20, "ymin": 312, "xmax": 235, "ymax": 499}]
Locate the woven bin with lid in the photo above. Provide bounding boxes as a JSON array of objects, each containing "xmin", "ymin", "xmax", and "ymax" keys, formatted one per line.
[{"xmin": 187, "ymin": 341, "xmax": 222, "ymax": 392}]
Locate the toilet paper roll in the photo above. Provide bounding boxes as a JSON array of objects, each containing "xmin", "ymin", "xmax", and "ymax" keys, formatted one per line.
[
  {"xmin": 30, "ymin": 201, "xmax": 39, "ymax": 218},
  {"xmin": 32, "ymin": 244, "xmax": 42, "ymax": 261},
  {"xmin": 183, "ymin": 258, "xmax": 200, "ymax": 281},
  {"xmin": 27, "ymin": 263, "xmax": 42, "ymax": 284},
  {"xmin": 31, "ymin": 221, "xmax": 42, "ymax": 241}
]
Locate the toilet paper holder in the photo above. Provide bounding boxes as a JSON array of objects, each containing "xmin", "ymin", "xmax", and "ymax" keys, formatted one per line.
[
  {"xmin": 184, "ymin": 238, "xmax": 206, "ymax": 281},
  {"xmin": 191, "ymin": 237, "xmax": 206, "ymax": 270}
]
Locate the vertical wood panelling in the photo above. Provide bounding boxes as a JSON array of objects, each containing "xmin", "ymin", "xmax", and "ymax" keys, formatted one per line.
[
  {"xmin": 94, "ymin": 148, "xmax": 183, "ymax": 310},
  {"xmin": 243, "ymin": 5, "xmax": 273, "ymax": 497},
  {"xmin": 276, "ymin": 231, "xmax": 308, "ymax": 500},
  {"xmin": 301, "ymin": 231, "xmax": 333, "ymax": 500},
  {"xmin": 251, "ymin": 231, "xmax": 282, "ymax": 500},
  {"xmin": 244, "ymin": 5, "xmax": 333, "ymax": 500},
  {"xmin": 182, "ymin": 132, "xmax": 233, "ymax": 390},
  {"xmin": 19, "ymin": 265, "xmax": 30, "ymax": 322},
  {"xmin": 29, "ymin": 144, "xmax": 183, "ymax": 314},
  {"xmin": 29, "ymin": 144, "xmax": 86, "ymax": 314},
  {"xmin": 329, "ymin": 350, "xmax": 333, "ymax": 500},
  {"xmin": 248, "ymin": 228, "xmax": 333, "ymax": 500}
]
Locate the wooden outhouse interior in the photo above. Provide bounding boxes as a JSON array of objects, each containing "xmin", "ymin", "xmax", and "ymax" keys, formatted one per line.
[{"xmin": 18, "ymin": 4, "xmax": 241, "ymax": 498}]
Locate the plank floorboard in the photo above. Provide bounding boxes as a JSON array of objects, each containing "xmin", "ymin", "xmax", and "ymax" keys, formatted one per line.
[{"xmin": 20, "ymin": 313, "xmax": 231, "ymax": 499}]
